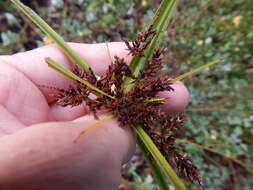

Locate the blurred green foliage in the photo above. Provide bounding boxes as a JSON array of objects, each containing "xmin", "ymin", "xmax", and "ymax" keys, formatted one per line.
[{"xmin": 0, "ymin": 0, "xmax": 252, "ymax": 189}]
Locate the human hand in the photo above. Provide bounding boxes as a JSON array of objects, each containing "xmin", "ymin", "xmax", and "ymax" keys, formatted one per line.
[{"xmin": 0, "ymin": 42, "xmax": 189, "ymax": 190}]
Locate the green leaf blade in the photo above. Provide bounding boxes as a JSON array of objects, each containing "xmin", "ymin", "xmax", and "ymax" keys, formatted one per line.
[
  {"xmin": 123, "ymin": 0, "xmax": 178, "ymax": 93},
  {"xmin": 46, "ymin": 58, "xmax": 114, "ymax": 99},
  {"xmin": 11, "ymin": 0, "xmax": 89, "ymax": 71},
  {"xmin": 172, "ymin": 60, "xmax": 221, "ymax": 82},
  {"xmin": 129, "ymin": 0, "xmax": 178, "ymax": 77},
  {"xmin": 134, "ymin": 125, "xmax": 187, "ymax": 190}
]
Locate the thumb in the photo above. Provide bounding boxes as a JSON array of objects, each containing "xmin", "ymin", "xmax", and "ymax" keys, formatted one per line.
[{"xmin": 0, "ymin": 114, "xmax": 135, "ymax": 190}]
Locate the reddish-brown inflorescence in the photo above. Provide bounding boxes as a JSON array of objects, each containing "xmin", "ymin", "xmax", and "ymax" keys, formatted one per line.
[
  {"xmin": 49, "ymin": 26, "xmax": 202, "ymax": 185},
  {"xmin": 124, "ymin": 25, "xmax": 156, "ymax": 57}
]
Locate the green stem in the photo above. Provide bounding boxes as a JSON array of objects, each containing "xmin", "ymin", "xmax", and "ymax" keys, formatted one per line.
[
  {"xmin": 123, "ymin": 0, "xmax": 178, "ymax": 93},
  {"xmin": 46, "ymin": 58, "xmax": 114, "ymax": 99},
  {"xmin": 134, "ymin": 125, "xmax": 187, "ymax": 190},
  {"xmin": 11, "ymin": 0, "xmax": 89, "ymax": 71},
  {"xmin": 172, "ymin": 60, "xmax": 220, "ymax": 82},
  {"xmin": 130, "ymin": 0, "xmax": 178, "ymax": 76},
  {"xmin": 137, "ymin": 138, "xmax": 168, "ymax": 190},
  {"xmin": 130, "ymin": 183, "xmax": 152, "ymax": 190}
]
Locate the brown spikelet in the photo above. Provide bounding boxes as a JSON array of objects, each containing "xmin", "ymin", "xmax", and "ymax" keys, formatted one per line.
[
  {"xmin": 124, "ymin": 25, "xmax": 156, "ymax": 57},
  {"xmin": 72, "ymin": 66, "xmax": 97, "ymax": 84},
  {"xmin": 54, "ymin": 85, "xmax": 89, "ymax": 107},
  {"xmin": 175, "ymin": 153, "xmax": 202, "ymax": 186},
  {"xmin": 140, "ymin": 48, "xmax": 164, "ymax": 79},
  {"xmin": 97, "ymin": 56, "xmax": 135, "ymax": 96}
]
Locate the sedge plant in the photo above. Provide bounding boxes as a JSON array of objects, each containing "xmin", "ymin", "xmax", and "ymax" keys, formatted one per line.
[{"xmin": 10, "ymin": 0, "xmax": 220, "ymax": 189}]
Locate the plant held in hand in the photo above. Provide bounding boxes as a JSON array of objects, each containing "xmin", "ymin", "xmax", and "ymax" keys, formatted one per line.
[{"xmin": 11, "ymin": 0, "xmax": 220, "ymax": 189}]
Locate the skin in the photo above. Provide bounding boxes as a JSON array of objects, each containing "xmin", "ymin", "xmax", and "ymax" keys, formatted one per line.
[{"xmin": 0, "ymin": 42, "xmax": 189, "ymax": 190}]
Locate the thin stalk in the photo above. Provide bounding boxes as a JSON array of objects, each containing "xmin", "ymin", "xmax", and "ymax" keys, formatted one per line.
[
  {"xmin": 137, "ymin": 138, "xmax": 168, "ymax": 190},
  {"xmin": 130, "ymin": 183, "xmax": 152, "ymax": 190},
  {"xmin": 11, "ymin": 0, "xmax": 89, "ymax": 71},
  {"xmin": 134, "ymin": 125, "xmax": 187, "ymax": 190},
  {"xmin": 46, "ymin": 58, "xmax": 114, "ymax": 99},
  {"xmin": 176, "ymin": 139, "xmax": 253, "ymax": 175},
  {"xmin": 74, "ymin": 114, "xmax": 114, "ymax": 143},
  {"xmin": 172, "ymin": 60, "xmax": 220, "ymax": 82},
  {"xmin": 145, "ymin": 97, "xmax": 166, "ymax": 104},
  {"xmin": 130, "ymin": 0, "xmax": 178, "ymax": 76},
  {"xmin": 123, "ymin": 0, "xmax": 178, "ymax": 92},
  {"xmin": 143, "ymin": 60, "xmax": 221, "ymax": 112}
]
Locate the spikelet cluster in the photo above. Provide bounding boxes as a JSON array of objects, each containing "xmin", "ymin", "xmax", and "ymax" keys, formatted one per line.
[{"xmin": 51, "ymin": 25, "xmax": 201, "ymax": 185}]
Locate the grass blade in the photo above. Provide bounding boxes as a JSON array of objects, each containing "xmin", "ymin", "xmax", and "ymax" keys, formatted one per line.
[
  {"xmin": 46, "ymin": 58, "xmax": 114, "ymax": 99},
  {"xmin": 137, "ymin": 138, "xmax": 169, "ymax": 190},
  {"xmin": 172, "ymin": 60, "xmax": 221, "ymax": 82},
  {"xmin": 124, "ymin": 0, "xmax": 178, "ymax": 92},
  {"xmin": 11, "ymin": 0, "xmax": 89, "ymax": 71},
  {"xmin": 130, "ymin": 0, "xmax": 178, "ymax": 75},
  {"xmin": 74, "ymin": 114, "xmax": 114, "ymax": 143},
  {"xmin": 134, "ymin": 125, "xmax": 187, "ymax": 190}
]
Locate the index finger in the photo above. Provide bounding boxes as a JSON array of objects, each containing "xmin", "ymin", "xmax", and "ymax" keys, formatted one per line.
[{"xmin": 0, "ymin": 42, "xmax": 131, "ymax": 101}]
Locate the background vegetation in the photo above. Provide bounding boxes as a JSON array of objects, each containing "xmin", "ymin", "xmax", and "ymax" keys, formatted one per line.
[{"xmin": 0, "ymin": 0, "xmax": 252, "ymax": 189}]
